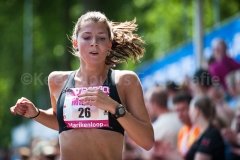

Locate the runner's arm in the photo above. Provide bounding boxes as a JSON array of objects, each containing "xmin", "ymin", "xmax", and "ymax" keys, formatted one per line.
[
  {"xmin": 115, "ymin": 71, "xmax": 154, "ymax": 150},
  {"xmin": 22, "ymin": 72, "xmax": 61, "ymax": 130}
]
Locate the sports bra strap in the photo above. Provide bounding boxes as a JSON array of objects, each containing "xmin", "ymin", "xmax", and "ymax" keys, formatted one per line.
[
  {"xmin": 61, "ymin": 71, "xmax": 76, "ymax": 93},
  {"xmin": 110, "ymin": 68, "xmax": 116, "ymax": 86}
]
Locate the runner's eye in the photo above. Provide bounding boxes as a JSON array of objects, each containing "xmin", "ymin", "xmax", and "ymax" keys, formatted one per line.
[
  {"xmin": 83, "ymin": 37, "xmax": 90, "ymax": 40},
  {"xmin": 99, "ymin": 37, "xmax": 106, "ymax": 41}
]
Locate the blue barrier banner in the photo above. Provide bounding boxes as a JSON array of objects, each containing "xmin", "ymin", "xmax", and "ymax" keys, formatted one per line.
[{"xmin": 137, "ymin": 17, "xmax": 240, "ymax": 91}]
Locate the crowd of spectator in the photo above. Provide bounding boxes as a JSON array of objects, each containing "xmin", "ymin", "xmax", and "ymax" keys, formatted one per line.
[
  {"xmin": 12, "ymin": 138, "xmax": 60, "ymax": 160},
  {"xmin": 122, "ymin": 38, "xmax": 240, "ymax": 160}
]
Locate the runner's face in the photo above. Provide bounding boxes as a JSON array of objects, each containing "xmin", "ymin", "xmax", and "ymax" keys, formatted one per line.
[{"xmin": 77, "ymin": 21, "xmax": 111, "ymax": 65}]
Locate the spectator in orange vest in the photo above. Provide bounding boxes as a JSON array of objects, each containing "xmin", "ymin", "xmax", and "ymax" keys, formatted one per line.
[{"xmin": 173, "ymin": 92, "xmax": 201, "ymax": 157}]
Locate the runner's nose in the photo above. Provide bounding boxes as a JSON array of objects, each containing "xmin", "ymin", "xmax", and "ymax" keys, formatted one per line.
[{"xmin": 91, "ymin": 38, "xmax": 98, "ymax": 46}]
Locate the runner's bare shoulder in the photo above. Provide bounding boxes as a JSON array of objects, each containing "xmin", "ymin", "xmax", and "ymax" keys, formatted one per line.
[
  {"xmin": 48, "ymin": 71, "xmax": 73, "ymax": 88},
  {"xmin": 115, "ymin": 70, "xmax": 140, "ymax": 87}
]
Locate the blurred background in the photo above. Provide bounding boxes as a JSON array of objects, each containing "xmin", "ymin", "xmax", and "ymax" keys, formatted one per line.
[{"xmin": 1, "ymin": 0, "xmax": 240, "ymax": 159}]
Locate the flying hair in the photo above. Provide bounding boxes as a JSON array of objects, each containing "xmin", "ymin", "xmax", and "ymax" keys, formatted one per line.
[{"xmin": 71, "ymin": 11, "xmax": 145, "ymax": 66}]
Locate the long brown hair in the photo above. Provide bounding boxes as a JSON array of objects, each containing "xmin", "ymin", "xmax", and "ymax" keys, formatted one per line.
[
  {"xmin": 71, "ymin": 11, "xmax": 145, "ymax": 66},
  {"xmin": 191, "ymin": 95, "xmax": 216, "ymax": 121}
]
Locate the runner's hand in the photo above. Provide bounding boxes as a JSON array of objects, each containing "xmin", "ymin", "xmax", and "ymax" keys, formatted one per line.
[
  {"xmin": 10, "ymin": 97, "xmax": 39, "ymax": 118},
  {"xmin": 78, "ymin": 88, "xmax": 119, "ymax": 114}
]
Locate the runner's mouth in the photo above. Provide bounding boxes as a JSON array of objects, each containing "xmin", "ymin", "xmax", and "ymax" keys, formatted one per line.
[{"xmin": 89, "ymin": 51, "xmax": 99, "ymax": 55}]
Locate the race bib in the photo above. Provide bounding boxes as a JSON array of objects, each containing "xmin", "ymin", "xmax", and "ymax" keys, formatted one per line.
[{"xmin": 63, "ymin": 86, "xmax": 109, "ymax": 129}]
